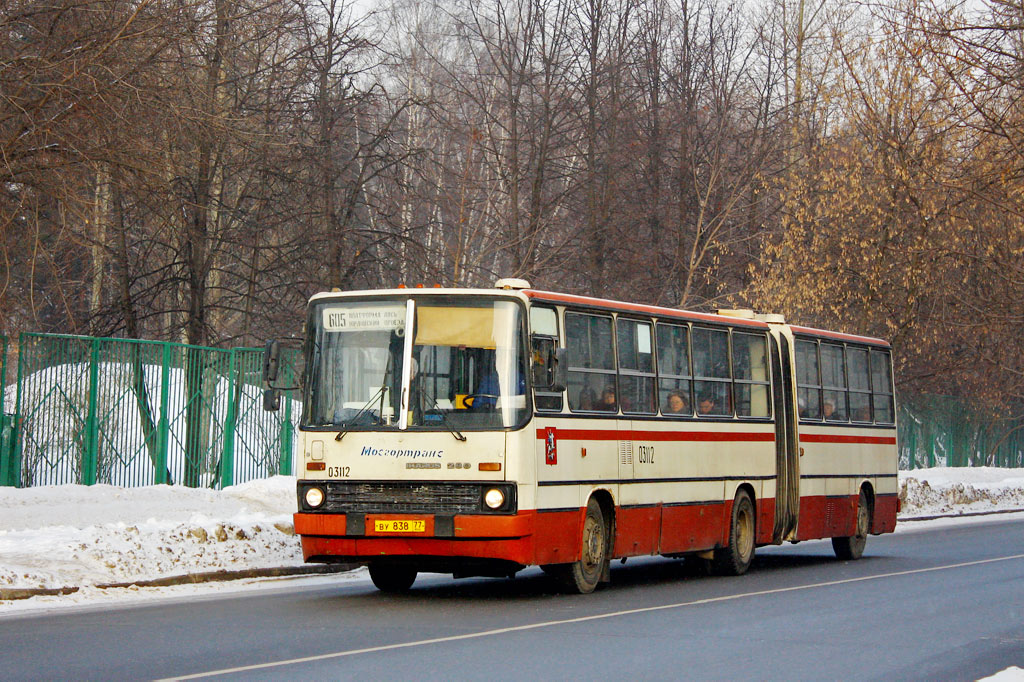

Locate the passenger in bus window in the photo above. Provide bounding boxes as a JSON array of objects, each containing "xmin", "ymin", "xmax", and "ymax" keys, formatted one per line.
[
  {"xmin": 578, "ymin": 387, "xmax": 597, "ymax": 410},
  {"xmin": 665, "ymin": 392, "xmax": 689, "ymax": 414},
  {"xmin": 823, "ymin": 398, "xmax": 840, "ymax": 420},
  {"xmin": 599, "ymin": 385, "xmax": 617, "ymax": 411},
  {"xmin": 698, "ymin": 394, "xmax": 716, "ymax": 415}
]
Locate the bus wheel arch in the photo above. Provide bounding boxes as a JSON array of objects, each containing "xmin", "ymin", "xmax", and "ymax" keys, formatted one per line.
[
  {"xmin": 833, "ymin": 484, "xmax": 873, "ymax": 560},
  {"xmin": 712, "ymin": 485, "xmax": 756, "ymax": 576},
  {"xmin": 556, "ymin": 491, "xmax": 613, "ymax": 594},
  {"xmin": 860, "ymin": 482, "xmax": 876, "ymax": 531}
]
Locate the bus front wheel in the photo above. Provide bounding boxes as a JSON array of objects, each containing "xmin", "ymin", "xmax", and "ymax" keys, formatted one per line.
[
  {"xmin": 713, "ymin": 490, "xmax": 755, "ymax": 576},
  {"xmin": 369, "ymin": 563, "xmax": 417, "ymax": 593},
  {"xmin": 557, "ymin": 498, "xmax": 608, "ymax": 594},
  {"xmin": 832, "ymin": 489, "xmax": 870, "ymax": 560}
]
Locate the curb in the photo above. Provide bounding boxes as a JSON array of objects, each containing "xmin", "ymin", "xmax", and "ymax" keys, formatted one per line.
[
  {"xmin": 0, "ymin": 563, "xmax": 359, "ymax": 602},
  {"xmin": 897, "ymin": 507, "xmax": 1024, "ymax": 523}
]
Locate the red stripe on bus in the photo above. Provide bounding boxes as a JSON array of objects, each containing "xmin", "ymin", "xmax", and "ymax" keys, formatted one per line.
[
  {"xmin": 536, "ymin": 428, "xmax": 775, "ymax": 442},
  {"xmin": 799, "ymin": 434, "xmax": 897, "ymax": 445}
]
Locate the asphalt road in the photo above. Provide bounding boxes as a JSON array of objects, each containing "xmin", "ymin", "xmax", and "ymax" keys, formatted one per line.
[{"xmin": 2, "ymin": 516, "xmax": 1023, "ymax": 681}]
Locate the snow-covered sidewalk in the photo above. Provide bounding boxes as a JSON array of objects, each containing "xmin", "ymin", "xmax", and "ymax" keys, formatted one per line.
[{"xmin": 1, "ymin": 468, "xmax": 1023, "ymax": 614}]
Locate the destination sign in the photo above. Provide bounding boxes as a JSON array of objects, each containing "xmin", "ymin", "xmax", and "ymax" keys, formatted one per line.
[{"xmin": 322, "ymin": 306, "xmax": 405, "ymax": 332}]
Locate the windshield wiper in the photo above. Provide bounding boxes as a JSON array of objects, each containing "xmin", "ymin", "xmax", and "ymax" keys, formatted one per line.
[
  {"xmin": 335, "ymin": 385, "xmax": 385, "ymax": 441},
  {"xmin": 336, "ymin": 351, "xmax": 396, "ymax": 441},
  {"xmin": 427, "ymin": 395, "xmax": 467, "ymax": 442}
]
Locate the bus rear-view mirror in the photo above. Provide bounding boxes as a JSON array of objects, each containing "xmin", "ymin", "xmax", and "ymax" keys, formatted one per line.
[
  {"xmin": 263, "ymin": 388, "xmax": 281, "ymax": 412},
  {"xmin": 551, "ymin": 347, "xmax": 568, "ymax": 393},
  {"xmin": 262, "ymin": 340, "xmax": 280, "ymax": 385}
]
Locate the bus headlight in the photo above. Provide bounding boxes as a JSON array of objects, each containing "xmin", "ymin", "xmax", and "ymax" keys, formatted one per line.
[
  {"xmin": 305, "ymin": 487, "xmax": 325, "ymax": 509},
  {"xmin": 484, "ymin": 488, "xmax": 505, "ymax": 510}
]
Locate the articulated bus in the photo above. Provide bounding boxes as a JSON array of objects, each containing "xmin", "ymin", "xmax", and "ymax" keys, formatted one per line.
[{"xmin": 263, "ymin": 279, "xmax": 898, "ymax": 593}]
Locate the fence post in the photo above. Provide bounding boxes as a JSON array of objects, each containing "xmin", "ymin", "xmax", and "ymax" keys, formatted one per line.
[
  {"xmin": 0, "ymin": 336, "xmax": 7, "ymax": 486},
  {"xmin": 155, "ymin": 343, "xmax": 171, "ymax": 485},
  {"xmin": 82, "ymin": 338, "xmax": 100, "ymax": 485},
  {"xmin": 0, "ymin": 415, "xmax": 12, "ymax": 486},
  {"xmin": 279, "ymin": 348, "xmax": 298, "ymax": 476},
  {"xmin": 221, "ymin": 349, "xmax": 238, "ymax": 490},
  {"xmin": 281, "ymin": 390, "xmax": 294, "ymax": 476},
  {"xmin": 11, "ymin": 333, "xmax": 27, "ymax": 488},
  {"xmin": 1, "ymin": 334, "xmax": 6, "ymax": 415}
]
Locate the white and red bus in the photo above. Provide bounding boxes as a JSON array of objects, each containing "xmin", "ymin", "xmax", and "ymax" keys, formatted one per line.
[{"xmin": 264, "ymin": 279, "xmax": 898, "ymax": 593}]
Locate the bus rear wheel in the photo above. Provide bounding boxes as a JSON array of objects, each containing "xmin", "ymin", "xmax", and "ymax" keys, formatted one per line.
[
  {"xmin": 832, "ymin": 489, "xmax": 870, "ymax": 560},
  {"xmin": 369, "ymin": 563, "xmax": 417, "ymax": 593},
  {"xmin": 713, "ymin": 490, "xmax": 755, "ymax": 576},
  {"xmin": 557, "ymin": 498, "xmax": 608, "ymax": 594}
]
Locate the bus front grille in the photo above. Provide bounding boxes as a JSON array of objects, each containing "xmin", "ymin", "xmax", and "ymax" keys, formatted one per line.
[{"xmin": 319, "ymin": 482, "xmax": 483, "ymax": 515}]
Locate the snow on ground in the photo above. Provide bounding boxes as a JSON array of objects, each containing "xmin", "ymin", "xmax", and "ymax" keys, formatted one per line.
[
  {"xmin": 899, "ymin": 467, "xmax": 1024, "ymax": 516},
  {"xmin": 980, "ymin": 668, "xmax": 1024, "ymax": 681},
  {"xmin": 0, "ymin": 476, "xmax": 303, "ymax": 592},
  {"xmin": 1, "ymin": 468, "xmax": 1023, "ymax": 616}
]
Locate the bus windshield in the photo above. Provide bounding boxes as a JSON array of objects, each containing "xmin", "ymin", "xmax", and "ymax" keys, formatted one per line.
[{"xmin": 304, "ymin": 296, "xmax": 529, "ymax": 431}]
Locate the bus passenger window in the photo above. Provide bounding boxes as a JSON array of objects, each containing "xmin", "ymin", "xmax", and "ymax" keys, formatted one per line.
[
  {"xmin": 692, "ymin": 327, "xmax": 731, "ymax": 416},
  {"xmin": 657, "ymin": 323, "xmax": 692, "ymax": 417},
  {"xmin": 617, "ymin": 319, "xmax": 655, "ymax": 414},
  {"xmin": 871, "ymin": 349, "xmax": 895, "ymax": 423},
  {"xmin": 733, "ymin": 332, "xmax": 770, "ymax": 418},
  {"xmin": 820, "ymin": 343, "xmax": 848, "ymax": 421},
  {"xmin": 795, "ymin": 339, "xmax": 822, "ymax": 419},
  {"xmin": 847, "ymin": 347, "xmax": 872, "ymax": 422},
  {"xmin": 566, "ymin": 313, "xmax": 617, "ymax": 412}
]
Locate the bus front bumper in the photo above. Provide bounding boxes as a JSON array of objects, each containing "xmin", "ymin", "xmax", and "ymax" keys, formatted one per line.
[{"xmin": 293, "ymin": 511, "xmax": 538, "ymax": 565}]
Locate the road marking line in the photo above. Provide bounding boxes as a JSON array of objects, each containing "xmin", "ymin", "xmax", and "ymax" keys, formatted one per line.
[{"xmin": 163, "ymin": 553, "xmax": 1024, "ymax": 680}]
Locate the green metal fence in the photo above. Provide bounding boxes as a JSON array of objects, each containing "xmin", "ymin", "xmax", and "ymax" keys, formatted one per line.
[
  {"xmin": 6, "ymin": 333, "xmax": 300, "ymax": 489},
  {"xmin": 3, "ymin": 330, "xmax": 1022, "ymax": 486},
  {"xmin": 899, "ymin": 394, "xmax": 1024, "ymax": 469},
  {"xmin": 224, "ymin": 347, "xmax": 299, "ymax": 487}
]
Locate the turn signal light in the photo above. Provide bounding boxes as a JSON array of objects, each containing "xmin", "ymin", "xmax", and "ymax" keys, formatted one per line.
[
  {"xmin": 306, "ymin": 462, "xmax": 326, "ymax": 471},
  {"xmin": 478, "ymin": 463, "xmax": 501, "ymax": 472}
]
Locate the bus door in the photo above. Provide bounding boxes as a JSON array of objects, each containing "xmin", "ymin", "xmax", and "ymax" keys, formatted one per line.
[{"xmin": 769, "ymin": 332, "xmax": 800, "ymax": 541}]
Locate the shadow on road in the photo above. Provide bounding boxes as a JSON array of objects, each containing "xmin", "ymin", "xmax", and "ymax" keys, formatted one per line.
[{"xmin": 319, "ymin": 546, "xmax": 899, "ymax": 604}]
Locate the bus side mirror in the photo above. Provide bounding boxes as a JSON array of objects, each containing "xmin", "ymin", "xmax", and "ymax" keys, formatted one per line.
[
  {"xmin": 263, "ymin": 340, "xmax": 280, "ymax": 386},
  {"xmin": 263, "ymin": 388, "xmax": 281, "ymax": 412},
  {"xmin": 551, "ymin": 347, "xmax": 567, "ymax": 393}
]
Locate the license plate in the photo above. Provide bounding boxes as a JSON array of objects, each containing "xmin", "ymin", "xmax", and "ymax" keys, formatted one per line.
[{"xmin": 374, "ymin": 519, "xmax": 426, "ymax": 533}]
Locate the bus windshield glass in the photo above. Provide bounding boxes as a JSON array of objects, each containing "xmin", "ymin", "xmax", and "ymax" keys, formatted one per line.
[{"xmin": 304, "ymin": 297, "xmax": 529, "ymax": 431}]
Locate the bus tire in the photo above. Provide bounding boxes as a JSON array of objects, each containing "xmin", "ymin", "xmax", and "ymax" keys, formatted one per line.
[
  {"xmin": 713, "ymin": 490, "xmax": 755, "ymax": 576},
  {"xmin": 558, "ymin": 498, "xmax": 608, "ymax": 594},
  {"xmin": 832, "ymin": 489, "xmax": 870, "ymax": 560},
  {"xmin": 369, "ymin": 563, "xmax": 417, "ymax": 593}
]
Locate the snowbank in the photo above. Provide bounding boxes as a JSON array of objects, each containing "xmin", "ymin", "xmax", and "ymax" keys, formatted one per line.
[
  {"xmin": 899, "ymin": 467, "xmax": 1024, "ymax": 516},
  {"xmin": 0, "ymin": 477, "xmax": 305, "ymax": 593}
]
